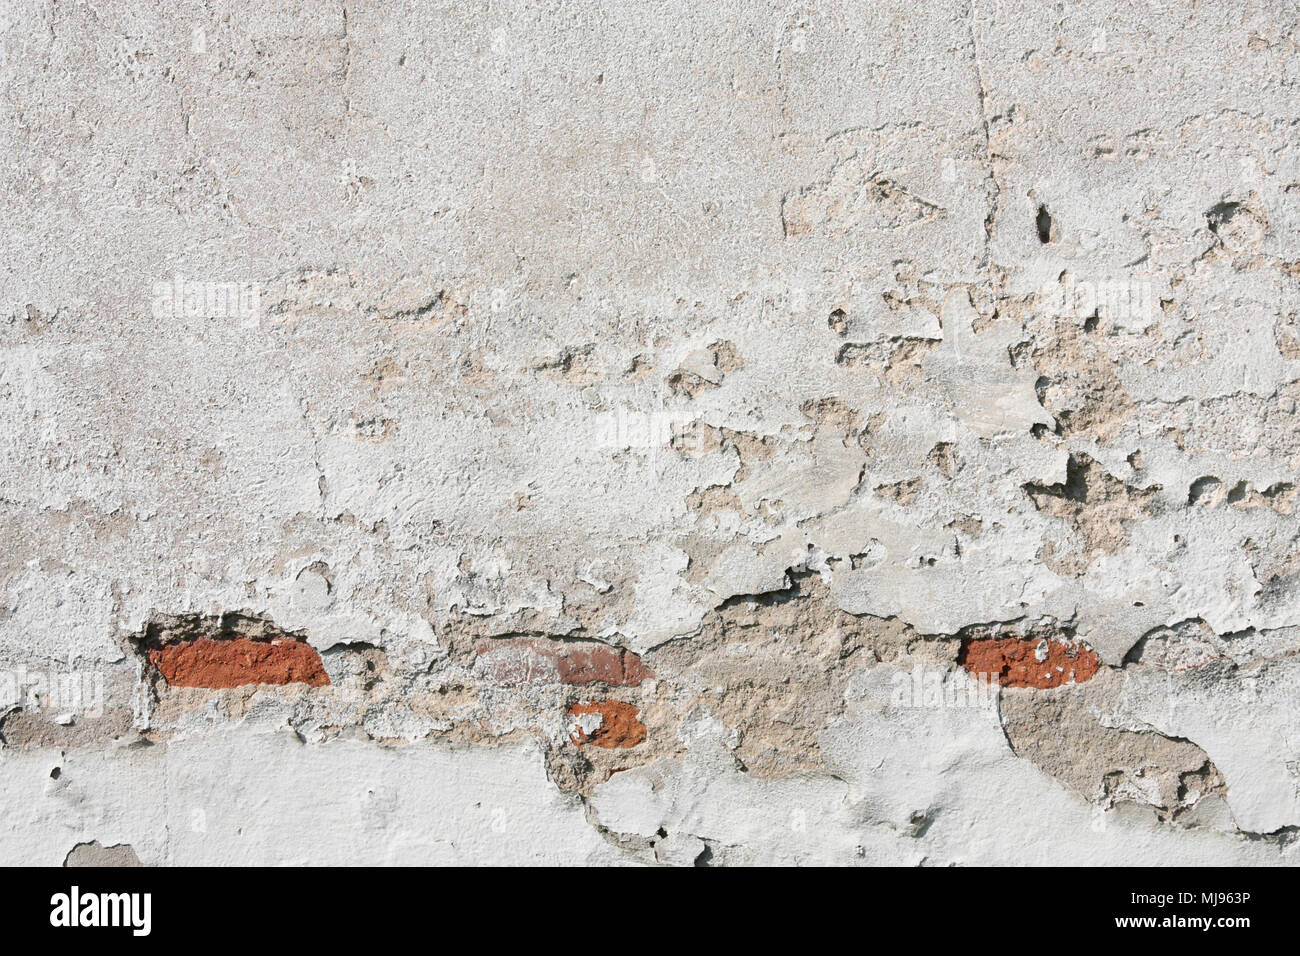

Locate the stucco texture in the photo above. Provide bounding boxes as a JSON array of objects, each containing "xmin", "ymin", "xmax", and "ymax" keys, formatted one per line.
[{"xmin": 2, "ymin": 0, "xmax": 1299, "ymax": 865}]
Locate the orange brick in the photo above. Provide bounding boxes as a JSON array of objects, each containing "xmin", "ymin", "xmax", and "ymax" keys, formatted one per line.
[
  {"xmin": 959, "ymin": 636, "xmax": 1100, "ymax": 689},
  {"xmin": 567, "ymin": 700, "xmax": 647, "ymax": 749}
]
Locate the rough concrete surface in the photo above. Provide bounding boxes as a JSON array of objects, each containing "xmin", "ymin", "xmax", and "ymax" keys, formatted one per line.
[{"xmin": 1, "ymin": 0, "xmax": 1299, "ymax": 866}]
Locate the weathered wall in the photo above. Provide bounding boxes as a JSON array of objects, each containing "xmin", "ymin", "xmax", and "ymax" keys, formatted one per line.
[{"xmin": 2, "ymin": 0, "xmax": 1299, "ymax": 866}]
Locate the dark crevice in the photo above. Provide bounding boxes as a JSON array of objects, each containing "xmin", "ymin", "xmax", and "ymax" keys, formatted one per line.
[{"xmin": 1036, "ymin": 204, "xmax": 1054, "ymax": 243}]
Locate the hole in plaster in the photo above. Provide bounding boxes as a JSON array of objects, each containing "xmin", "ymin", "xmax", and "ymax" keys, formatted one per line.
[
  {"xmin": 131, "ymin": 611, "xmax": 329, "ymax": 689},
  {"xmin": 1036, "ymin": 204, "xmax": 1054, "ymax": 243}
]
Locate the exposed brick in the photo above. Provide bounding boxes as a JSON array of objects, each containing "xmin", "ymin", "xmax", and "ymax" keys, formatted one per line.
[
  {"xmin": 621, "ymin": 651, "xmax": 655, "ymax": 686},
  {"xmin": 149, "ymin": 637, "xmax": 330, "ymax": 689},
  {"xmin": 473, "ymin": 639, "xmax": 562, "ymax": 685},
  {"xmin": 567, "ymin": 700, "xmax": 647, "ymax": 749},
  {"xmin": 556, "ymin": 644, "xmax": 627, "ymax": 685},
  {"xmin": 475, "ymin": 638, "xmax": 653, "ymax": 687},
  {"xmin": 958, "ymin": 636, "xmax": 1100, "ymax": 689}
]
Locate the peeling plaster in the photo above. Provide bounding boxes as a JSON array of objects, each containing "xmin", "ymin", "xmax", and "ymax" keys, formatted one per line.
[{"xmin": 2, "ymin": 0, "xmax": 1299, "ymax": 865}]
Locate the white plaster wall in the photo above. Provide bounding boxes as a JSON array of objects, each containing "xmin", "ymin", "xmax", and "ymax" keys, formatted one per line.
[{"xmin": 1, "ymin": 0, "xmax": 1298, "ymax": 865}]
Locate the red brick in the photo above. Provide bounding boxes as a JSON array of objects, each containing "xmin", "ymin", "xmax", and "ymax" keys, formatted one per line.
[
  {"xmin": 473, "ymin": 639, "xmax": 562, "ymax": 685},
  {"xmin": 567, "ymin": 700, "xmax": 647, "ymax": 749},
  {"xmin": 149, "ymin": 637, "xmax": 329, "ymax": 688},
  {"xmin": 621, "ymin": 651, "xmax": 654, "ymax": 686},
  {"xmin": 959, "ymin": 636, "xmax": 1100, "ymax": 689},
  {"xmin": 475, "ymin": 639, "xmax": 654, "ymax": 687},
  {"xmin": 556, "ymin": 645, "xmax": 626, "ymax": 685}
]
